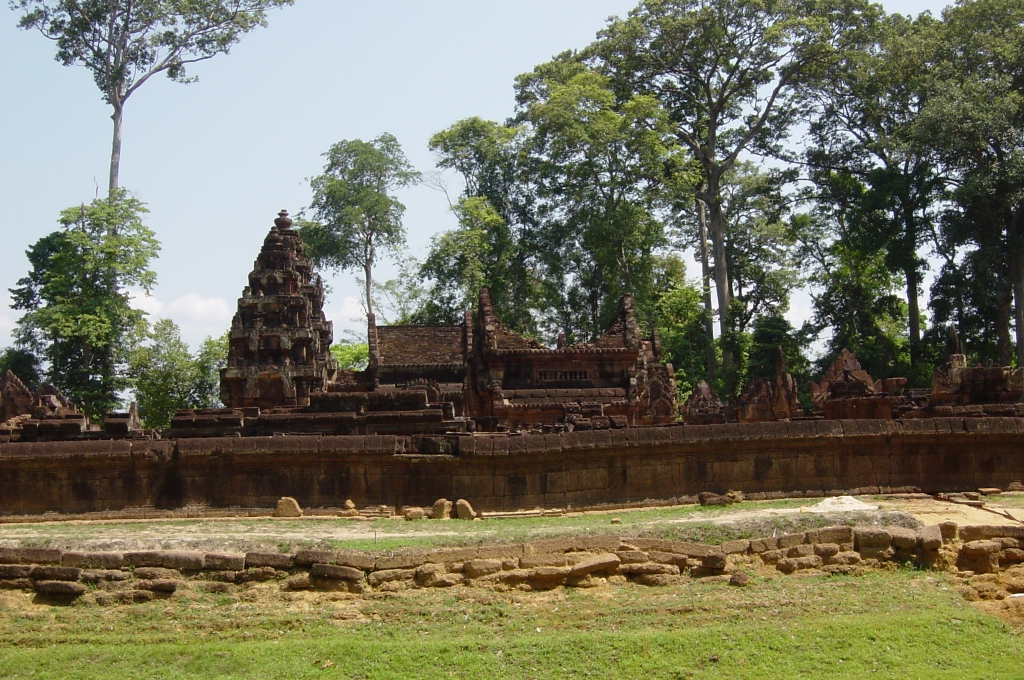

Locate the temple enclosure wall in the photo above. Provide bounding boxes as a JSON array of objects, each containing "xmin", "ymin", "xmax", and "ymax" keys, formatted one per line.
[{"xmin": 2, "ymin": 418, "xmax": 1024, "ymax": 516}]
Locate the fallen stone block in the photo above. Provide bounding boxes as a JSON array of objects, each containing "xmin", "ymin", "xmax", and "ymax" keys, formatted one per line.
[
  {"xmin": 204, "ymin": 571, "xmax": 240, "ymax": 584},
  {"xmin": 404, "ymin": 507, "xmax": 426, "ymax": 520},
  {"xmin": 245, "ymin": 552, "xmax": 295, "ymax": 570},
  {"xmin": 569, "ymin": 553, "xmax": 620, "ymax": 577},
  {"xmin": 34, "ymin": 580, "xmax": 86, "ymax": 596},
  {"xmin": 286, "ymin": 574, "xmax": 311, "ymax": 590},
  {"xmin": 961, "ymin": 540, "xmax": 1002, "ymax": 556},
  {"xmin": 274, "ymin": 497, "xmax": 303, "ymax": 518},
  {"xmin": 729, "ymin": 572, "xmax": 750, "ymax": 587},
  {"xmin": 239, "ymin": 567, "xmax": 280, "ymax": 583},
  {"xmin": 999, "ymin": 549, "xmax": 1024, "ymax": 565},
  {"xmin": 858, "ymin": 547, "xmax": 894, "ymax": 562},
  {"xmin": 959, "ymin": 525, "xmax": 1024, "ymax": 542},
  {"xmin": 698, "ymin": 491, "xmax": 735, "ymax": 506},
  {"xmin": 760, "ymin": 549, "xmax": 786, "ymax": 565},
  {"xmin": 455, "ymin": 499, "xmax": 476, "ymax": 519},
  {"xmin": 427, "ymin": 573, "xmax": 465, "ymax": 588},
  {"xmin": 939, "ymin": 521, "xmax": 958, "ymax": 541},
  {"xmin": 634, "ymin": 573, "xmax": 683, "ymax": 587},
  {"xmin": 431, "ymin": 498, "xmax": 452, "ymax": 520},
  {"xmin": 81, "ymin": 570, "xmax": 128, "ymax": 583}
]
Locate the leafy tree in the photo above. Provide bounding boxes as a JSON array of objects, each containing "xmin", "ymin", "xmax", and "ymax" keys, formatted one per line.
[
  {"xmin": 654, "ymin": 277, "xmax": 710, "ymax": 397},
  {"xmin": 129, "ymin": 322, "xmax": 227, "ymax": 428},
  {"xmin": 747, "ymin": 314, "xmax": 811, "ymax": 385},
  {"xmin": 805, "ymin": 12, "xmax": 943, "ymax": 366},
  {"xmin": 330, "ymin": 342, "xmax": 368, "ymax": 371},
  {"xmin": 588, "ymin": 0, "xmax": 877, "ymax": 376},
  {"xmin": 300, "ymin": 134, "xmax": 421, "ymax": 320},
  {"xmin": 0, "ymin": 347, "xmax": 41, "ymax": 389},
  {"xmin": 192, "ymin": 331, "xmax": 227, "ymax": 408},
  {"xmin": 514, "ymin": 63, "xmax": 686, "ymax": 340},
  {"xmin": 427, "ymin": 118, "xmax": 540, "ymax": 334},
  {"xmin": 10, "ymin": 190, "xmax": 159, "ymax": 420},
  {"xmin": 915, "ymin": 0, "xmax": 1024, "ymax": 366},
  {"xmin": 11, "ymin": 0, "xmax": 294, "ymax": 192}
]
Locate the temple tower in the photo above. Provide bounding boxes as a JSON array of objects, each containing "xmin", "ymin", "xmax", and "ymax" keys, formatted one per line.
[{"xmin": 220, "ymin": 211, "xmax": 337, "ymax": 409}]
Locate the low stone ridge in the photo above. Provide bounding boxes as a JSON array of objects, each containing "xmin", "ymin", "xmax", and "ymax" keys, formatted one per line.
[{"xmin": 3, "ymin": 522, "xmax": 1021, "ymax": 603}]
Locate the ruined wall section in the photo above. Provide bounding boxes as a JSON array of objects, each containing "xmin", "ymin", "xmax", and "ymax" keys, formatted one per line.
[{"xmin": 2, "ymin": 419, "xmax": 1024, "ymax": 516}]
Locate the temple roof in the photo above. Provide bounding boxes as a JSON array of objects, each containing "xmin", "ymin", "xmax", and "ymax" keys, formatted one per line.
[{"xmin": 377, "ymin": 326, "xmax": 465, "ymax": 367}]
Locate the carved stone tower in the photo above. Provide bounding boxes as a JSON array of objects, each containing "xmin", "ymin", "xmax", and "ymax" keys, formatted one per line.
[{"xmin": 220, "ymin": 211, "xmax": 337, "ymax": 409}]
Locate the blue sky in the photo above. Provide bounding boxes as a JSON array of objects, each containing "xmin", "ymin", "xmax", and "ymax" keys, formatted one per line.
[{"xmin": 0, "ymin": 0, "xmax": 950, "ymax": 349}]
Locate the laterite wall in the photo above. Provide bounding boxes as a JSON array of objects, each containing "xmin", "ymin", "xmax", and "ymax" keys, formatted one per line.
[{"xmin": 1, "ymin": 418, "xmax": 1023, "ymax": 516}]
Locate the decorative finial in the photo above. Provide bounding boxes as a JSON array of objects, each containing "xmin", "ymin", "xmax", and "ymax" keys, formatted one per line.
[{"xmin": 275, "ymin": 210, "xmax": 293, "ymax": 229}]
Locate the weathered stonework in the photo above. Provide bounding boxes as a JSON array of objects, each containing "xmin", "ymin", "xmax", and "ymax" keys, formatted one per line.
[{"xmin": 220, "ymin": 210, "xmax": 337, "ymax": 409}]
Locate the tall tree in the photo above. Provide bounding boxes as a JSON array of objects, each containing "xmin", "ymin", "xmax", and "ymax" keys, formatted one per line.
[
  {"xmin": 588, "ymin": 0, "xmax": 876, "ymax": 378},
  {"xmin": 300, "ymin": 133, "xmax": 421, "ymax": 319},
  {"xmin": 10, "ymin": 190, "xmax": 159, "ymax": 419},
  {"xmin": 916, "ymin": 0, "xmax": 1024, "ymax": 366},
  {"xmin": 514, "ymin": 60, "xmax": 686, "ymax": 340},
  {"xmin": 805, "ymin": 12, "xmax": 943, "ymax": 366},
  {"xmin": 11, "ymin": 0, "xmax": 294, "ymax": 192}
]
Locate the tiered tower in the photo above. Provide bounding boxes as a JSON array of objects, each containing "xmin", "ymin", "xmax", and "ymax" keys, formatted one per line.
[{"xmin": 220, "ymin": 211, "xmax": 337, "ymax": 409}]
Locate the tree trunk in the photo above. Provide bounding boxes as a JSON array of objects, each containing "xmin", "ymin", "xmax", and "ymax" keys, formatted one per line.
[
  {"xmin": 364, "ymin": 261, "xmax": 373, "ymax": 318},
  {"xmin": 697, "ymin": 198, "xmax": 717, "ymax": 382},
  {"xmin": 705, "ymin": 172, "xmax": 734, "ymax": 374},
  {"xmin": 108, "ymin": 103, "xmax": 123, "ymax": 194},
  {"xmin": 1011, "ymin": 209, "xmax": 1024, "ymax": 367},
  {"xmin": 998, "ymin": 290, "xmax": 1013, "ymax": 367},
  {"xmin": 905, "ymin": 266, "xmax": 920, "ymax": 367}
]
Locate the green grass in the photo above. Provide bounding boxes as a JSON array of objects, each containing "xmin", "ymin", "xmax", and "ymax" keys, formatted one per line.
[{"xmin": 0, "ymin": 571, "xmax": 1019, "ymax": 678}]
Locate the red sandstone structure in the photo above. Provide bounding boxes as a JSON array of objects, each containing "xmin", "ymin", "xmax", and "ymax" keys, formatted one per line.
[{"xmin": 3, "ymin": 215, "xmax": 1024, "ymax": 517}]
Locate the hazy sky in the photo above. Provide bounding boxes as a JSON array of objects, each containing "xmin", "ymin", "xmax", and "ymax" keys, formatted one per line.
[{"xmin": 0, "ymin": 0, "xmax": 951, "ymax": 350}]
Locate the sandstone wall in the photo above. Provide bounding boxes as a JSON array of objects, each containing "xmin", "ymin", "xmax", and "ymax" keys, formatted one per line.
[{"xmin": 1, "ymin": 418, "xmax": 1023, "ymax": 516}]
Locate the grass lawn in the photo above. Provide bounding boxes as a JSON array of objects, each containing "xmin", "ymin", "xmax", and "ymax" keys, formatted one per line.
[{"xmin": 0, "ymin": 570, "xmax": 1020, "ymax": 679}]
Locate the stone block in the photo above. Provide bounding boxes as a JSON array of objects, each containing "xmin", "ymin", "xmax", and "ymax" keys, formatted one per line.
[
  {"xmin": 273, "ymin": 497, "xmax": 303, "ymax": 518},
  {"xmin": 520, "ymin": 554, "xmax": 570, "ymax": 569},
  {"xmin": 887, "ymin": 527, "xmax": 918, "ymax": 550},
  {"xmin": 375, "ymin": 552, "xmax": 428, "ymax": 570},
  {"xmin": 81, "ymin": 570, "xmax": 128, "ymax": 583},
  {"xmin": 311, "ymin": 564, "xmax": 364, "ymax": 581},
  {"xmin": 160, "ymin": 551, "xmax": 205, "ymax": 571},
  {"xmin": 777, "ymin": 533, "xmax": 806, "ymax": 549},
  {"xmin": 939, "ymin": 521, "xmax": 958, "ymax": 541},
  {"xmin": 205, "ymin": 553, "xmax": 246, "ymax": 571},
  {"xmin": 702, "ymin": 552, "xmax": 727, "ymax": 570},
  {"xmin": 0, "ymin": 565, "xmax": 32, "ymax": 579},
  {"xmin": 30, "ymin": 566, "xmax": 81, "ymax": 581},
  {"xmin": 33, "ymin": 580, "xmax": 86, "ymax": 596},
  {"xmin": 569, "ymin": 553, "xmax": 621, "ymax": 577},
  {"xmin": 431, "ymin": 498, "xmax": 453, "ymax": 520},
  {"xmin": 787, "ymin": 545, "xmax": 815, "ymax": 558},
  {"xmin": 619, "ymin": 562, "xmax": 680, "ymax": 575},
  {"xmin": 455, "ymin": 499, "xmax": 476, "ymax": 519},
  {"xmin": 721, "ymin": 540, "xmax": 750, "ymax": 555},
  {"xmin": 854, "ymin": 528, "xmax": 891, "ymax": 550},
  {"xmin": 760, "ymin": 549, "xmax": 786, "ymax": 565},
  {"xmin": 123, "ymin": 551, "xmax": 163, "ymax": 568},
  {"xmin": 367, "ymin": 569, "xmax": 417, "ymax": 587},
  {"xmin": 776, "ymin": 555, "xmax": 822, "ymax": 574},
  {"xmin": 133, "ymin": 567, "xmax": 181, "ymax": 580},
  {"xmin": 917, "ymin": 525, "xmax": 943, "ymax": 551},
  {"xmin": 62, "ymin": 552, "xmax": 123, "ymax": 569},
  {"xmin": 814, "ymin": 543, "xmax": 840, "ymax": 558},
  {"xmin": 245, "ymin": 552, "xmax": 295, "ymax": 570},
  {"xmin": 2, "ymin": 548, "xmax": 63, "ymax": 565},
  {"xmin": 614, "ymin": 551, "xmax": 650, "ymax": 565},
  {"xmin": 961, "ymin": 540, "xmax": 1001, "ymax": 556},
  {"xmin": 135, "ymin": 579, "xmax": 178, "ymax": 593},
  {"xmin": 0, "ymin": 578, "xmax": 32, "ymax": 590},
  {"xmin": 464, "ymin": 559, "xmax": 503, "ymax": 578}
]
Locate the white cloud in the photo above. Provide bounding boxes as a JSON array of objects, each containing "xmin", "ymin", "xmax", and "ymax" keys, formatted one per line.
[
  {"xmin": 130, "ymin": 290, "xmax": 234, "ymax": 349},
  {"xmin": 0, "ymin": 294, "xmax": 17, "ymax": 346}
]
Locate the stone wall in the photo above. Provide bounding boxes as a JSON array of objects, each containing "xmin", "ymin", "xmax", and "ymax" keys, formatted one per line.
[
  {"xmin": 3, "ymin": 523, "xmax": 1022, "ymax": 602},
  {"xmin": 2, "ymin": 418, "xmax": 1024, "ymax": 516}
]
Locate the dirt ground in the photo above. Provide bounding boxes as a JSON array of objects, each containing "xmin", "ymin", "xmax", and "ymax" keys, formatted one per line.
[{"xmin": 1, "ymin": 493, "xmax": 1021, "ymax": 554}]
